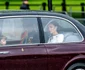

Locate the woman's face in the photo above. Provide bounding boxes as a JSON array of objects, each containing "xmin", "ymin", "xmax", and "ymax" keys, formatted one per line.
[{"xmin": 48, "ymin": 24, "xmax": 57, "ymax": 34}]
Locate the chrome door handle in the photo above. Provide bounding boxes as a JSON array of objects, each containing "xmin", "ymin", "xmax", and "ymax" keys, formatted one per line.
[{"xmin": 0, "ymin": 51, "xmax": 9, "ymax": 54}]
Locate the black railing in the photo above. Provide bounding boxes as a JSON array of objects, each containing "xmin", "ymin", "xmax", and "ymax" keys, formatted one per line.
[
  {"xmin": 0, "ymin": 3, "xmax": 84, "ymax": 11},
  {"xmin": 0, "ymin": 3, "xmax": 85, "ymax": 14}
]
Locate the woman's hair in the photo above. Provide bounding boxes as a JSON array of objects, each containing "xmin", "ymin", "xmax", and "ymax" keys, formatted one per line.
[
  {"xmin": 49, "ymin": 20, "xmax": 59, "ymax": 28},
  {"xmin": 48, "ymin": 19, "xmax": 62, "ymax": 32}
]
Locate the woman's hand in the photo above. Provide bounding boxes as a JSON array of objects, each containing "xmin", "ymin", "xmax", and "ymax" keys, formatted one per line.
[{"xmin": 0, "ymin": 38, "xmax": 6, "ymax": 45}]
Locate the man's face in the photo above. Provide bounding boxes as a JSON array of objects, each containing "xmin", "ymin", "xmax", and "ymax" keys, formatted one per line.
[{"xmin": 24, "ymin": 1, "xmax": 28, "ymax": 4}]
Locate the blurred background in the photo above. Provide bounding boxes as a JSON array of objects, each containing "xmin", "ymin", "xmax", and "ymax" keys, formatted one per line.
[{"xmin": 0, "ymin": 0, "xmax": 85, "ymax": 25}]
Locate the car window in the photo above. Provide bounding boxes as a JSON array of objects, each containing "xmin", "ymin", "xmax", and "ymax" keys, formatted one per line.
[
  {"xmin": 0, "ymin": 17, "xmax": 40, "ymax": 46},
  {"xmin": 41, "ymin": 17, "xmax": 83, "ymax": 43}
]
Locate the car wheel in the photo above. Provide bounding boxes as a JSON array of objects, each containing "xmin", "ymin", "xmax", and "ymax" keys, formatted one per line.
[{"xmin": 67, "ymin": 63, "xmax": 85, "ymax": 70}]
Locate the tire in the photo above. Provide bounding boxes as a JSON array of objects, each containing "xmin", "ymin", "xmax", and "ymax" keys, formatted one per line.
[{"xmin": 67, "ymin": 63, "xmax": 85, "ymax": 70}]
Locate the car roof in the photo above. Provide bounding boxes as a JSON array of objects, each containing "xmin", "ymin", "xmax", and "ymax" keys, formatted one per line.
[{"xmin": 0, "ymin": 10, "xmax": 67, "ymax": 16}]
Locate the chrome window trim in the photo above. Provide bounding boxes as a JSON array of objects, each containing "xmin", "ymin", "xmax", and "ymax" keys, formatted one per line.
[{"xmin": 0, "ymin": 15, "xmax": 84, "ymax": 46}]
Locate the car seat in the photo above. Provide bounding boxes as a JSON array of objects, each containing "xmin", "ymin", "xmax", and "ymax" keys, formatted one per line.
[{"xmin": 63, "ymin": 32, "xmax": 81, "ymax": 42}]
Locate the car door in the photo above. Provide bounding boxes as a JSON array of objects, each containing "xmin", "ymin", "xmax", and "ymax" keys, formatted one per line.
[
  {"xmin": 41, "ymin": 16, "xmax": 84, "ymax": 70},
  {"xmin": 0, "ymin": 16, "xmax": 47, "ymax": 70}
]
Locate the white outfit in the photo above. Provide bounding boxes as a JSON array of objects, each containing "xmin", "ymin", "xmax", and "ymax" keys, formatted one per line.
[{"xmin": 48, "ymin": 34, "xmax": 64, "ymax": 43}]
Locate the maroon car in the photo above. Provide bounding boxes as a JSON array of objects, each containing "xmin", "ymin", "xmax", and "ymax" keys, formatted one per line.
[{"xmin": 0, "ymin": 11, "xmax": 85, "ymax": 70}]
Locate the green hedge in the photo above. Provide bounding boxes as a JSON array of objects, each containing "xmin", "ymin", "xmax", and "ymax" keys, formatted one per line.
[{"xmin": 0, "ymin": 0, "xmax": 85, "ymax": 13}]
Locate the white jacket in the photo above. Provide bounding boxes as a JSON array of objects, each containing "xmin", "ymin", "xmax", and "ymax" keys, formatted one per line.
[{"xmin": 48, "ymin": 34, "xmax": 64, "ymax": 43}]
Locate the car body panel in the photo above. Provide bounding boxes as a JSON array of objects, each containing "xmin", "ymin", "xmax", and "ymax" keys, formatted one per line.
[
  {"xmin": 0, "ymin": 44, "xmax": 47, "ymax": 70},
  {"xmin": 45, "ymin": 42, "xmax": 85, "ymax": 70},
  {"xmin": 63, "ymin": 54, "xmax": 85, "ymax": 70}
]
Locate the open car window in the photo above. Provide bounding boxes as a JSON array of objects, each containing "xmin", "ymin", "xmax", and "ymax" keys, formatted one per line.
[
  {"xmin": 41, "ymin": 17, "xmax": 83, "ymax": 43},
  {"xmin": 0, "ymin": 17, "xmax": 40, "ymax": 46}
]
